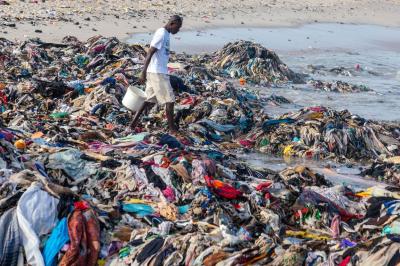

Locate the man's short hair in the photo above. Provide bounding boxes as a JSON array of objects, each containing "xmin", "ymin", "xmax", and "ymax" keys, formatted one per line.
[{"xmin": 169, "ymin": 15, "xmax": 183, "ymax": 24}]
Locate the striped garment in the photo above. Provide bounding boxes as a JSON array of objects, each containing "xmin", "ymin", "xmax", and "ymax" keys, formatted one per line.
[{"xmin": 0, "ymin": 207, "xmax": 21, "ymax": 266}]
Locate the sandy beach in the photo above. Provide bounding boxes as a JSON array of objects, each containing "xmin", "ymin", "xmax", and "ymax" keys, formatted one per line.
[{"xmin": 1, "ymin": 0, "xmax": 400, "ymax": 42}]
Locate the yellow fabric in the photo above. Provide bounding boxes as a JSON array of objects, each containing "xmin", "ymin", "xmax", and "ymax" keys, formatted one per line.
[
  {"xmin": 283, "ymin": 145, "xmax": 294, "ymax": 156},
  {"xmin": 356, "ymin": 187, "xmax": 400, "ymax": 199},
  {"xmin": 124, "ymin": 199, "xmax": 152, "ymax": 204},
  {"xmin": 386, "ymin": 156, "xmax": 400, "ymax": 164},
  {"xmin": 286, "ymin": 230, "xmax": 331, "ymax": 241}
]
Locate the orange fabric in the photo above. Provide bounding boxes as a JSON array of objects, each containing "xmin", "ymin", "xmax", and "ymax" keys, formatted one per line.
[{"xmin": 60, "ymin": 209, "xmax": 100, "ymax": 266}]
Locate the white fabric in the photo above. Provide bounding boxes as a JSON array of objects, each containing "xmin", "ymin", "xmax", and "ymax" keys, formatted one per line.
[
  {"xmin": 16, "ymin": 182, "xmax": 59, "ymax": 266},
  {"xmin": 147, "ymin": 28, "xmax": 170, "ymax": 74},
  {"xmin": 145, "ymin": 73, "xmax": 175, "ymax": 104}
]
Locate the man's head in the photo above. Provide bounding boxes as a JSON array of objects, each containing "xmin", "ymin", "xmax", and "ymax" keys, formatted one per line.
[{"xmin": 166, "ymin": 15, "xmax": 183, "ymax": 34}]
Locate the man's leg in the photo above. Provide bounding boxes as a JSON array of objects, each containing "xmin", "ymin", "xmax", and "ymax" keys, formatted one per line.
[
  {"xmin": 166, "ymin": 102, "xmax": 178, "ymax": 133},
  {"xmin": 130, "ymin": 101, "xmax": 151, "ymax": 129}
]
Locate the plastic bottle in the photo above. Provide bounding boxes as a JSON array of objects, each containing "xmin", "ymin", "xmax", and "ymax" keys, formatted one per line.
[{"xmin": 382, "ymin": 221, "xmax": 400, "ymax": 235}]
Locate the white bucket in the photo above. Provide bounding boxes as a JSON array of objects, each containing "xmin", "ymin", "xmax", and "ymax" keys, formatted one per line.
[{"xmin": 122, "ymin": 86, "xmax": 146, "ymax": 112}]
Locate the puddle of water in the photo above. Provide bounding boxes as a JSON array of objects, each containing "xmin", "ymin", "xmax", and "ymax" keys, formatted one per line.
[
  {"xmin": 238, "ymin": 153, "xmax": 385, "ymax": 189},
  {"xmin": 129, "ymin": 23, "xmax": 400, "ymax": 121}
]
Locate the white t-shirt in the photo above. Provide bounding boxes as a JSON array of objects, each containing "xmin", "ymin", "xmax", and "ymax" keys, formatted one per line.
[{"xmin": 147, "ymin": 28, "xmax": 170, "ymax": 74}]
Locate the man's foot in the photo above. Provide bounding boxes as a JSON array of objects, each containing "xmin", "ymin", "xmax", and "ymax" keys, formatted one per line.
[{"xmin": 168, "ymin": 127, "xmax": 179, "ymax": 136}]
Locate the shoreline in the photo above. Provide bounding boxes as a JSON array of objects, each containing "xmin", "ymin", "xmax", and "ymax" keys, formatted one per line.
[
  {"xmin": 4, "ymin": 19, "xmax": 400, "ymax": 44},
  {"xmin": 1, "ymin": 0, "xmax": 400, "ymax": 42}
]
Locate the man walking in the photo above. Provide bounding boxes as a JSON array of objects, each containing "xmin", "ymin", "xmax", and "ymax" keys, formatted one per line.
[{"xmin": 131, "ymin": 15, "xmax": 183, "ymax": 134}]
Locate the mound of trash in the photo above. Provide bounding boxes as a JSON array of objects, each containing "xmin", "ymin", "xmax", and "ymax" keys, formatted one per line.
[
  {"xmin": 209, "ymin": 40, "xmax": 306, "ymax": 84},
  {"xmin": 309, "ymin": 80, "xmax": 372, "ymax": 93},
  {"xmin": 362, "ymin": 157, "xmax": 400, "ymax": 185},
  {"xmin": 1, "ymin": 36, "xmax": 400, "ymax": 265},
  {"xmin": 240, "ymin": 106, "xmax": 400, "ymax": 162}
]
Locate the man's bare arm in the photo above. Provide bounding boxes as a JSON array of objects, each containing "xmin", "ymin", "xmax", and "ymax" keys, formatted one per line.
[{"xmin": 139, "ymin": 47, "xmax": 158, "ymax": 84}]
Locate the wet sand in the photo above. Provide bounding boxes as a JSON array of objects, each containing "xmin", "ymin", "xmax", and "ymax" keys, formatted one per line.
[{"xmin": 1, "ymin": 0, "xmax": 400, "ymax": 42}]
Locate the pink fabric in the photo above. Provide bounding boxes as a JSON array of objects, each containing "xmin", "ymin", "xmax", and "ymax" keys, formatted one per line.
[
  {"xmin": 162, "ymin": 186, "xmax": 176, "ymax": 202},
  {"xmin": 338, "ymin": 256, "xmax": 351, "ymax": 266},
  {"xmin": 330, "ymin": 215, "xmax": 341, "ymax": 239},
  {"xmin": 239, "ymin": 139, "xmax": 254, "ymax": 148}
]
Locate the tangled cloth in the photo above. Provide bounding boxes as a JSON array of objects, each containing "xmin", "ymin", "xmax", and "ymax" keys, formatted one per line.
[{"xmin": 59, "ymin": 209, "xmax": 100, "ymax": 266}]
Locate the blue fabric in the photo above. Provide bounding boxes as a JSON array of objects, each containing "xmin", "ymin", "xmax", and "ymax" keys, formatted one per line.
[
  {"xmin": 91, "ymin": 103, "xmax": 105, "ymax": 115},
  {"xmin": 101, "ymin": 77, "xmax": 116, "ymax": 86},
  {"xmin": 206, "ymin": 150, "xmax": 224, "ymax": 160},
  {"xmin": 177, "ymin": 205, "xmax": 190, "ymax": 214},
  {"xmin": 34, "ymin": 161, "xmax": 49, "ymax": 178},
  {"xmin": 239, "ymin": 115, "xmax": 252, "ymax": 132},
  {"xmin": 42, "ymin": 218, "xmax": 70, "ymax": 266},
  {"xmin": 198, "ymin": 119, "xmax": 237, "ymax": 133},
  {"xmin": 159, "ymin": 134, "xmax": 183, "ymax": 149},
  {"xmin": 122, "ymin": 204, "xmax": 154, "ymax": 217},
  {"xmin": 383, "ymin": 200, "xmax": 400, "ymax": 215},
  {"xmin": 209, "ymin": 133, "xmax": 222, "ymax": 142},
  {"xmin": 262, "ymin": 118, "xmax": 295, "ymax": 131}
]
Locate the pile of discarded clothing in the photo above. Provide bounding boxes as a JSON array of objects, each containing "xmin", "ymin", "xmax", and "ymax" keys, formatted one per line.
[
  {"xmin": 1, "ymin": 35, "xmax": 400, "ymax": 265},
  {"xmin": 308, "ymin": 80, "xmax": 372, "ymax": 93},
  {"xmin": 208, "ymin": 40, "xmax": 305, "ymax": 84},
  {"xmin": 306, "ymin": 64, "xmax": 380, "ymax": 77},
  {"xmin": 362, "ymin": 157, "xmax": 400, "ymax": 186},
  {"xmin": 241, "ymin": 106, "xmax": 400, "ymax": 162},
  {"xmin": 0, "ymin": 35, "xmax": 146, "ymax": 115},
  {"xmin": 2, "ymin": 132, "xmax": 400, "ymax": 265}
]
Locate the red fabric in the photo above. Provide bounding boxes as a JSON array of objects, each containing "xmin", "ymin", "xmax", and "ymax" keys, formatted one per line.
[
  {"xmin": 180, "ymin": 96, "xmax": 196, "ymax": 105},
  {"xmin": 159, "ymin": 157, "xmax": 171, "ymax": 168},
  {"xmin": 60, "ymin": 211, "xmax": 87, "ymax": 266},
  {"xmin": 256, "ymin": 181, "xmax": 272, "ymax": 191},
  {"xmin": 338, "ymin": 256, "xmax": 351, "ymax": 266},
  {"xmin": 264, "ymin": 192, "xmax": 271, "ymax": 200},
  {"xmin": 85, "ymin": 210, "xmax": 101, "ymax": 266},
  {"xmin": 294, "ymin": 207, "xmax": 309, "ymax": 219},
  {"xmin": 0, "ymin": 91, "xmax": 7, "ymax": 105},
  {"xmin": 74, "ymin": 201, "xmax": 90, "ymax": 211},
  {"xmin": 239, "ymin": 139, "xmax": 254, "ymax": 148},
  {"xmin": 204, "ymin": 175, "xmax": 242, "ymax": 199},
  {"xmin": 60, "ymin": 210, "xmax": 100, "ymax": 266},
  {"xmin": 305, "ymin": 150, "xmax": 314, "ymax": 159}
]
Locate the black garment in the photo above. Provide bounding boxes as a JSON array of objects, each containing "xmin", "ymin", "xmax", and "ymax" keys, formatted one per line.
[
  {"xmin": 154, "ymin": 244, "xmax": 176, "ymax": 266},
  {"xmin": 136, "ymin": 237, "xmax": 165, "ymax": 263},
  {"xmin": 100, "ymin": 159, "xmax": 122, "ymax": 169},
  {"xmin": 144, "ymin": 165, "xmax": 167, "ymax": 190},
  {"xmin": 365, "ymin": 197, "xmax": 396, "ymax": 218},
  {"xmin": 170, "ymin": 75, "xmax": 189, "ymax": 93}
]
